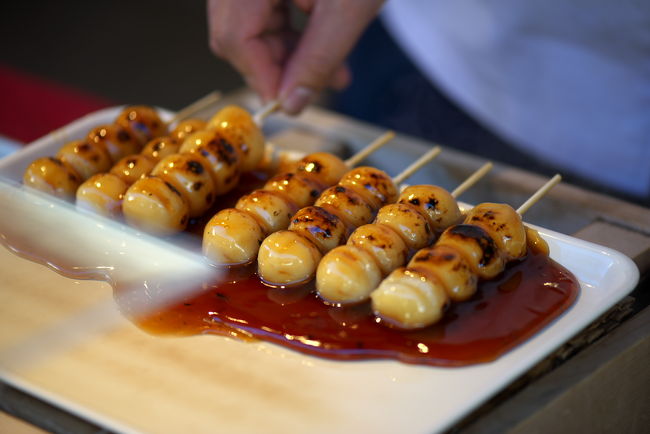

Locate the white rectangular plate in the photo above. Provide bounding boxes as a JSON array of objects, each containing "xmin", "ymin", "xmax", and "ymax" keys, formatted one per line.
[{"xmin": 0, "ymin": 107, "xmax": 640, "ymax": 433}]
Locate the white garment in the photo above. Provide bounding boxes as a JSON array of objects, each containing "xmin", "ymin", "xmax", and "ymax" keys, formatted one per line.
[{"xmin": 382, "ymin": 0, "xmax": 650, "ymax": 198}]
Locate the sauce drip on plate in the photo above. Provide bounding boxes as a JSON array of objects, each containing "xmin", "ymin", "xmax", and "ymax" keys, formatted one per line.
[{"xmin": 115, "ymin": 250, "xmax": 578, "ymax": 367}]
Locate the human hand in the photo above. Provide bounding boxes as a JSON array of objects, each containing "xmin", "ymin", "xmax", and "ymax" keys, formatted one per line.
[{"xmin": 207, "ymin": 0, "xmax": 384, "ymax": 114}]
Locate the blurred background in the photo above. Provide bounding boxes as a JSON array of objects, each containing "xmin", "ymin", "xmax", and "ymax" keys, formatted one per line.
[
  {"xmin": 0, "ymin": 1, "xmax": 242, "ymax": 143},
  {"xmin": 1, "ymin": 1, "xmax": 647, "ymax": 205}
]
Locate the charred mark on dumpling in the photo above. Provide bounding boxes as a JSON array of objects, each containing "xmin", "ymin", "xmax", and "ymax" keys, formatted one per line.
[
  {"xmin": 117, "ymin": 130, "xmax": 131, "ymax": 142},
  {"xmin": 484, "ymin": 210, "xmax": 496, "ymax": 220},
  {"xmin": 216, "ymin": 139, "xmax": 239, "ymax": 165},
  {"xmin": 346, "ymin": 193, "xmax": 361, "ymax": 205},
  {"xmin": 78, "ymin": 143, "xmax": 92, "ymax": 152},
  {"xmin": 187, "ymin": 160, "xmax": 204, "ymax": 174},
  {"xmin": 413, "ymin": 252, "xmax": 432, "ymax": 262},
  {"xmin": 448, "ymin": 224, "xmax": 498, "ymax": 267},
  {"xmin": 293, "ymin": 215, "xmax": 314, "ymax": 224},
  {"xmin": 164, "ymin": 181, "xmax": 182, "ymax": 197}
]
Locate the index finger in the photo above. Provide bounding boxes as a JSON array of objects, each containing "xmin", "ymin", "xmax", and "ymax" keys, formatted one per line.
[
  {"xmin": 278, "ymin": 0, "xmax": 384, "ymax": 112},
  {"xmin": 207, "ymin": 0, "xmax": 286, "ymax": 101}
]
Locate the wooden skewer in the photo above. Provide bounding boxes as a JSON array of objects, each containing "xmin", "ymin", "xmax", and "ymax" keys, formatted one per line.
[
  {"xmin": 167, "ymin": 91, "xmax": 222, "ymax": 125},
  {"xmin": 392, "ymin": 146, "xmax": 442, "ymax": 185},
  {"xmin": 344, "ymin": 131, "xmax": 395, "ymax": 167},
  {"xmin": 517, "ymin": 174, "xmax": 562, "ymax": 215},
  {"xmin": 259, "ymin": 131, "xmax": 394, "ymax": 180},
  {"xmin": 256, "ymin": 103, "xmax": 394, "ymax": 166},
  {"xmin": 254, "ymin": 100, "xmax": 281, "ymax": 126},
  {"xmin": 451, "ymin": 162, "xmax": 493, "ymax": 198}
]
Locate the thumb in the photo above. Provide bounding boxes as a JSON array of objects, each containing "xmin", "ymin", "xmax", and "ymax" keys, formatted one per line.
[{"xmin": 279, "ymin": 0, "xmax": 383, "ymax": 114}]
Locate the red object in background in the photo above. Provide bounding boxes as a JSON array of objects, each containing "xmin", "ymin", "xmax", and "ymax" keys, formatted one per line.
[{"xmin": 0, "ymin": 64, "xmax": 112, "ymax": 144}]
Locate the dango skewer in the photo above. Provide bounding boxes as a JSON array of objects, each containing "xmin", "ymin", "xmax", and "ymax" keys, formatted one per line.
[
  {"xmin": 371, "ymin": 174, "xmax": 562, "ymax": 330},
  {"xmin": 74, "ymin": 93, "xmax": 226, "ymax": 218},
  {"xmin": 76, "ymin": 99, "xmax": 281, "ymax": 228},
  {"xmin": 22, "ymin": 91, "xmax": 221, "ymax": 202},
  {"xmin": 253, "ymin": 100, "xmax": 281, "ymax": 126},
  {"xmin": 119, "ymin": 102, "xmax": 278, "ymax": 235}
]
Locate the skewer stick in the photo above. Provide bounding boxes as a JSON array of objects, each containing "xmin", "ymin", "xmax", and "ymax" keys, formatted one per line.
[
  {"xmin": 254, "ymin": 100, "xmax": 281, "ymax": 126},
  {"xmin": 451, "ymin": 162, "xmax": 493, "ymax": 198},
  {"xmin": 516, "ymin": 174, "xmax": 562, "ymax": 216},
  {"xmin": 392, "ymin": 146, "xmax": 442, "ymax": 185},
  {"xmin": 344, "ymin": 131, "xmax": 395, "ymax": 167},
  {"xmin": 167, "ymin": 91, "xmax": 222, "ymax": 125}
]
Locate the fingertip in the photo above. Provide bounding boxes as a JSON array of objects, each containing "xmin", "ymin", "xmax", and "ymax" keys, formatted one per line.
[
  {"xmin": 280, "ymin": 86, "xmax": 314, "ymax": 115},
  {"xmin": 243, "ymin": 71, "xmax": 280, "ymax": 106}
]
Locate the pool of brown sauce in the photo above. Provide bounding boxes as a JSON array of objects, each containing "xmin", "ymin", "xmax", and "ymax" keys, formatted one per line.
[
  {"xmin": 1, "ymin": 171, "xmax": 579, "ymax": 367},
  {"xmin": 115, "ymin": 250, "xmax": 578, "ymax": 366}
]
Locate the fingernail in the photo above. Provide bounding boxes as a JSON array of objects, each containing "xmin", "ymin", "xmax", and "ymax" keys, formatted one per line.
[{"xmin": 281, "ymin": 87, "xmax": 313, "ymax": 115}]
